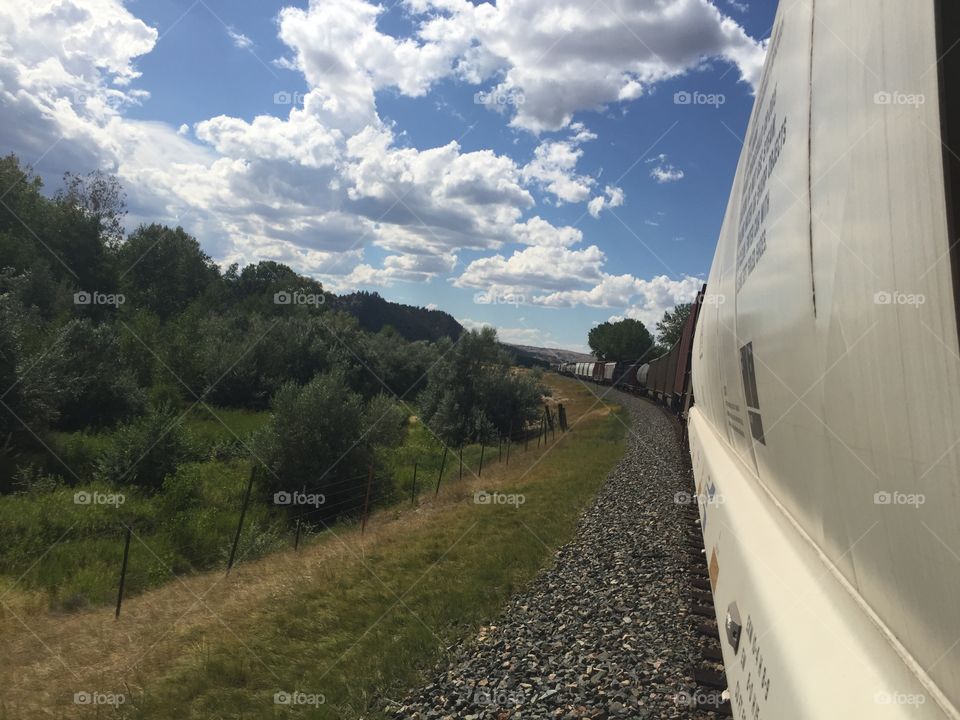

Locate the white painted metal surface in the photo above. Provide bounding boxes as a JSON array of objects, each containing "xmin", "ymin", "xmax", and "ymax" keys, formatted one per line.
[{"xmin": 690, "ymin": 0, "xmax": 960, "ymax": 716}]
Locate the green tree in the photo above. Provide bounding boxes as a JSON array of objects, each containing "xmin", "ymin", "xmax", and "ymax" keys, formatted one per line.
[
  {"xmin": 0, "ymin": 155, "xmax": 117, "ymax": 298},
  {"xmin": 418, "ymin": 327, "xmax": 546, "ymax": 446},
  {"xmin": 56, "ymin": 169, "xmax": 127, "ymax": 250},
  {"xmin": 254, "ymin": 372, "xmax": 406, "ymax": 521},
  {"xmin": 655, "ymin": 303, "xmax": 692, "ymax": 349},
  {"xmin": 117, "ymin": 225, "xmax": 219, "ymax": 320},
  {"xmin": 95, "ymin": 406, "xmax": 188, "ymax": 489},
  {"xmin": 47, "ymin": 319, "xmax": 145, "ymax": 430},
  {"xmin": 213, "ymin": 260, "xmax": 327, "ymax": 317},
  {"xmin": 587, "ymin": 318, "xmax": 654, "ymax": 361}
]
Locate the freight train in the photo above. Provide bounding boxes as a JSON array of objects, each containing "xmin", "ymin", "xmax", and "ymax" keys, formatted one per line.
[
  {"xmin": 564, "ymin": 1, "xmax": 960, "ymax": 717},
  {"xmin": 559, "ymin": 285, "xmax": 704, "ymax": 410}
]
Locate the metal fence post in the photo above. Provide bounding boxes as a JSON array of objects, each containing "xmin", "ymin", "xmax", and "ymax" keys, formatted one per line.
[
  {"xmin": 227, "ymin": 466, "xmax": 256, "ymax": 574},
  {"xmin": 361, "ymin": 464, "xmax": 373, "ymax": 533},
  {"xmin": 411, "ymin": 460, "xmax": 418, "ymax": 505},
  {"xmin": 115, "ymin": 525, "xmax": 132, "ymax": 619},
  {"xmin": 435, "ymin": 446, "xmax": 448, "ymax": 495}
]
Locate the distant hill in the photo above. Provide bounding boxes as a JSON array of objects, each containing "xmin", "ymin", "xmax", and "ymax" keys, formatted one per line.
[
  {"xmin": 504, "ymin": 344, "xmax": 594, "ymax": 368},
  {"xmin": 333, "ymin": 291, "xmax": 464, "ymax": 342}
]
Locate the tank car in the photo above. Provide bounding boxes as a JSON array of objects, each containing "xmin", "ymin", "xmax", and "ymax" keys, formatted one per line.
[{"xmin": 689, "ymin": 2, "xmax": 960, "ymax": 717}]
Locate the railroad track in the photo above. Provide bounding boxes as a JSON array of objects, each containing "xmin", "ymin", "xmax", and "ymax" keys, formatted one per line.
[{"xmin": 392, "ymin": 389, "xmax": 732, "ymax": 719}]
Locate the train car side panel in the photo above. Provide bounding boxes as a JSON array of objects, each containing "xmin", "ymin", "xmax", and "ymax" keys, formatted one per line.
[{"xmin": 692, "ymin": 0, "xmax": 960, "ymax": 715}]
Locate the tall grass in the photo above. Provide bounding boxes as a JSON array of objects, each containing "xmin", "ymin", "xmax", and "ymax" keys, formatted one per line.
[
  {"xmin": 127, "ymin": 388, "xmax": 627, "ymax": 719},
  {"xmin": 0, "ymin": 460, "xmax": 287, "ymax": 610},
  {"xmin": 0, "ymin": 389, "xmax": 576, "ymax": 614}
]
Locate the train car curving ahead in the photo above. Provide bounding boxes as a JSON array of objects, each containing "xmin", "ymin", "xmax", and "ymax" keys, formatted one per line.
[{"xmin": 689, "ymin": 2, "xmax": 960, "ymax": 718}]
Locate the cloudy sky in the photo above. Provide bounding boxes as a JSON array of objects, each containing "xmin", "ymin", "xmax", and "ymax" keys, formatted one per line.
[{"xmin": 0, "ymin": 0, "xmax": 775, "ymax": 351}]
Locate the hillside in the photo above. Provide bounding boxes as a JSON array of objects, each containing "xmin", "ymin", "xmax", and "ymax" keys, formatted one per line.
[
  {"xmin": 504, "ymin": 343, "xmax": 594, "ymax": 367},
  {"xmin": 333, "ymin": 291, "xmax": 464, "ymax": 342}
]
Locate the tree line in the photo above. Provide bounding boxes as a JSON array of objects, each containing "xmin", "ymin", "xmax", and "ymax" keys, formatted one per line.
[{"xmin": 0, "ymin": 154, "xmax": 545, "ymax": 518}]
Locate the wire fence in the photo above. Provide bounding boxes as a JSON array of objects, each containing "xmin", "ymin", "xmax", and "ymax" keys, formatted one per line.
[{"xmin": 16, "ymin": 402, "xmax": 570, "ymax": 618}]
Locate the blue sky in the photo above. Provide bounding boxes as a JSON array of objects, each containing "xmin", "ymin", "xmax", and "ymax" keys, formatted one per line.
[{"xmin": 0, "ymin": 0, "xmax": 777, "ymax": 352}]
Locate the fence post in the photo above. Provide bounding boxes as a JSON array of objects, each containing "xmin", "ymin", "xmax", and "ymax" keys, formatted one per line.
[
  {"xmin": 525, "ymin": 421, "xmax": 530, "ymax": 451},
  {"xmin": 478, "ymin": 444, "xmax": 485, "ymax": 477},
  {"xmin": 294, "ymin": 515, "xmax": 303, "ymax": 550},
  {"xmin": 506, "ymin": 421, "xmax": 512, "ymax": 466},
  {"xmin": 498, "ymin": 437, "xmax": 502, "ymax": 462},
  {"xmin": 361, "ymin": 464, "xmax": 374, "ymax": 534},
  {"xmin": 459, "ymin": 446, "xmax": 463, "ymax": 480},
  {"xmin": 435, "ymin": 446, "xmax": 448, "ymax": 495},
  {"xmin": 115, "ymin": 525, "xmax": 132, "ymax": 619},
  {"xmin": 227, "ymin": 466, "xmax": 256, "ymax": 574},
  {"xmin": 411, "ymin": 460, "xmax": 418, "ymax": 505}
]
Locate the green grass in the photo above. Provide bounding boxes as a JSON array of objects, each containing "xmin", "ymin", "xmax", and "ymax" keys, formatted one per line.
[
  {"xmin": 182, "ymin": 405, "xmax": 272, "ymax": 454},
  {"xmin": 0, "ymin": 404, "xmax": 519, "ymax": 611},
  {"xmin": 127, "ymin": 401, "xmax": 629, "ymax": 719},
  {"xmin": 0, "ymin": 395, "xmax": 578, "ymax": 619},
  {"xmin": 0, "ymin": 405, "xmax": 277, "ymax": 608},
  {"xmin": 41, "ymin": 405, "xmax": 270, "ymax": 485},
  {"xmin": 385, "ymin": 417, "xmax": 544, "ymax": 504},
  {"xmin": 0, "ymin": 459, "xmax": 286, "ymax": 610}
]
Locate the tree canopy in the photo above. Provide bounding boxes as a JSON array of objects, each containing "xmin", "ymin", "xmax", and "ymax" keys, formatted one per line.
[
  {"xmin": 0, "ymin": 153, "xmax": 539, "ymax": 517},
  {"xmin": 587, "ymin": 319, "xmax": 654, "ymax": 362},
  {"xmin": 418, "ymin": 327, "xmax": 546, "ymax": 447},
  {"xmin": 655, "ymin": 303, "xmax": 693, "ymax": 349}
]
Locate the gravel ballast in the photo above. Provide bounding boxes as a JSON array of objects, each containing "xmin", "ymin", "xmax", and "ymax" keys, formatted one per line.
[{"xmin": 393, "ymin": 389, "xmax": 721, "ymax": 719}]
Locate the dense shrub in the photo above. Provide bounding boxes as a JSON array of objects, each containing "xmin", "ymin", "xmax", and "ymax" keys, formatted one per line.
[
  {"xmin": 418, "ymin": 327, "xmax": 547, "ymax": 446},
  {"xmin": 254, "ymin": 372, "xmax": 407, "ymax": 521},
  {"xmin": 94, "ymin": 407, "xmax": 188, "ymax": 489}
]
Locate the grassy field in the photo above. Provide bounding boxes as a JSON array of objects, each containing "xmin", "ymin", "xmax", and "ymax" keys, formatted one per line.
[
  {"xmin": 0, "ymin": 375, "xmax": 627, "ymax": 719},
  {"xmin": 0, "ymin": 407, "xmax": 279, "ymax": 612},
  {"xmin": 0, "ymin": 387, "xmax": 554, "ymax": 613}
]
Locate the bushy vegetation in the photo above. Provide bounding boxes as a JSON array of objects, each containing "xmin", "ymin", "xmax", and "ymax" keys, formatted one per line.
[
  {"xmin": 655, "ymin": 302, "xmax": 693, "ymax": 353},
  {"xmin": 587, "ymin": 318, "xmax": 655, "ymax": 361},
  {"xmin": 0, "ymin": 154, "xmax": 548, "ymax": 608},
  {"xmin": 419, "ymin": 327, "xmax": 547, "ymax": 447},
  {"xmin": 254, "ymin": 373, "xmax": 407, "ymax": 517},
  {"xmin": 93, "ymin": 406, "xmax": 189, "ymax": 489}
]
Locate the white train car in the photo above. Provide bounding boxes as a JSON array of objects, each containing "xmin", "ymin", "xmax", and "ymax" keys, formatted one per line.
[{"xmin": 690, "ymin": 1, "xmax": 960, "ymax": 718}]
